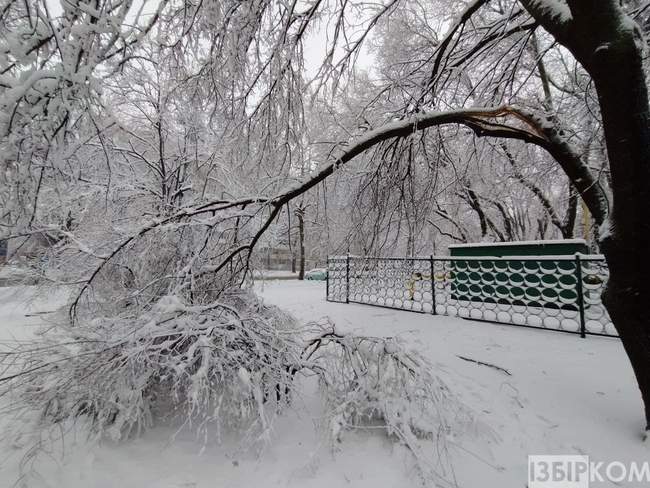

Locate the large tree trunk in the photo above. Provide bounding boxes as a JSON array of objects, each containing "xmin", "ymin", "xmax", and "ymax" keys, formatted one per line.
[
  {"xmin": 522, "ymin": 0, "xmax": 650, "ymax": 432},
  {"xmin": 592, "ymin": 35, "xmax": 650, "ymax": 432}
]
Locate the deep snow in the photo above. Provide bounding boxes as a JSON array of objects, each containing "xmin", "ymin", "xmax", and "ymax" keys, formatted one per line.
[{"xmin": 0, "ymin": 281, "xmax": 647, "ymax": 487}]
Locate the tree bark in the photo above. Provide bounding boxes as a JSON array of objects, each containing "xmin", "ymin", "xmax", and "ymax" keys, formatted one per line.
[
  {"xmin": 591, "ymin": 31, "xmax": 650, "ymax": 433},
  {"xmin": 562, "ymin": 187, "xmax": 577, "ymax": 239},
  {"xmin": 286, "ymin": 204, "xmax": 296, "ymax": 273},
  {"xmin": 295, "ymin": 207, "xmax": 305, "ymax": 280},
  {"xmin": 522, "ymin": 0, "xmax": 650, "ymax": 431}
]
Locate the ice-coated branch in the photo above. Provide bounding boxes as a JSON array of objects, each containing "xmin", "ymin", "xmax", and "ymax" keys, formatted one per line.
[{"xmin": 271, "ymin": 105, "xmax": 608, "ymax": 224}]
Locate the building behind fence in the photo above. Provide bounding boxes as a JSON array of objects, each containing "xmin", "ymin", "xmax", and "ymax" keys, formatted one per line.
[{"xmin": 326, "ymin": 255, "xmax": 617, "ymax": 338}]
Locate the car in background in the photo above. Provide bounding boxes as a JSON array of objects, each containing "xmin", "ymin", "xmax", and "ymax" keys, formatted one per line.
[{"xmin": 305, "ymin": 268, "xmax": 328, "ymax": 281}]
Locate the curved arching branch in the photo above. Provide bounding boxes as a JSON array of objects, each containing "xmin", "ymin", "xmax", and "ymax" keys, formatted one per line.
[{"xmin": 273, "ymin": 106, "xmax": 608, "ymax": 225}]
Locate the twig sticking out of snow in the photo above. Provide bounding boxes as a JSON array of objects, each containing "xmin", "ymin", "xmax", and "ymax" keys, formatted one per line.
[{"xmin": 456, "ymin": 355, "xmax": 512, "ymax": 376}]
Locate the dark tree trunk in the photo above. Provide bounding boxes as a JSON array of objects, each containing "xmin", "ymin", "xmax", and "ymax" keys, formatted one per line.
[
  {"xmin": 523, "ymin": 0, "xmax": 650, "ymax": 431},
  {"xmin": 296, "ymin": 207, "xmax": 305, "ymax": 280},
  {"xmin": 592, "ymin": 42, "xmax": 650, "ymax": 432},
  {"xmin": 491, "ymin": 200, "xmax": 514, "ymax": 241},
  {"xmin": 562, "ymin": 187, "xmax": 577, "ymax": 239},
  {"xmin": 461, "ymin": 181, "xmax": 505, "ymax": 241},
  {"xmin": 286, "ymin": 204, "xmax": 296, "ymax": 273}
]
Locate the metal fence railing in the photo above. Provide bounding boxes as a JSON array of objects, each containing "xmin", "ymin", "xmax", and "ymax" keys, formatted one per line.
[{"xmin": 326, "ymin": 255, "xmax": 617, "ymax": 338}]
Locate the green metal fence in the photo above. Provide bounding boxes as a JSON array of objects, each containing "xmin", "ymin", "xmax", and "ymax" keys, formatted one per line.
[{"xmin": 326, "ymin": 255, "xmax": 616, "ymax": 338}]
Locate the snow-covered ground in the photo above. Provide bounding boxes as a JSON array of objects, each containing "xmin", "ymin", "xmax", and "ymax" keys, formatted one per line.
[
  {"xmin": 0, "ymin": 281, "xmax": 647, "ymax": 487},
  {"xmin": 251, "ymin": 270, "xmax": 299, "ymax": 280}
]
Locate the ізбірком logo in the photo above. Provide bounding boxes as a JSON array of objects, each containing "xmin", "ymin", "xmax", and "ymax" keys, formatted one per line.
[
  {"xmin": 528, "ymin": 455, "xmax": 650, "ymax": 487},
  {"xmin": 529, "ymin": 455, "xmax": 590, "ymax": 488}
]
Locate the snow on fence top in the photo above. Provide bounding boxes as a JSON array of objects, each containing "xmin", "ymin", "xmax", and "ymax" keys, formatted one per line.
[
  {"xmin": 329, "ymin": 254, "xmax": 605, "ymax": 261},
  {"xmin": 448, "ymin": 239, "xmax": 587, "ymax": 248}
]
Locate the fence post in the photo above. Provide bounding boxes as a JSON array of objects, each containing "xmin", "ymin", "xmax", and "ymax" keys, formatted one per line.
[
  {"xmin": 345, "ymin": 254, "xmax": 350, "ymax": 304},
  {"xmin": 325, "ymin": 258, "xmax": 330, "ymax": 302},
  {"xmin": 575, "ymin": 254, "xmax": 586, "ymax": 338},
  {"xmin": 430, "ymin": 255, "xmax": 437, "ymax": 315}
]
